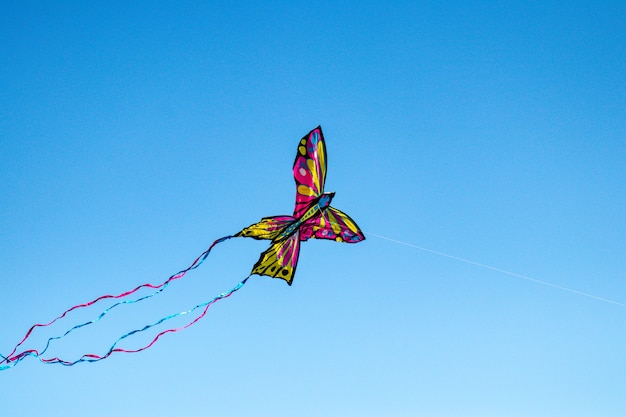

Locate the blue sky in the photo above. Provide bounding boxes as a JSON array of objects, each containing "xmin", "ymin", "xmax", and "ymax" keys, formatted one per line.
[{"xmin": 1, "ymin": 1, "xmax": 625, "ymax": 416}]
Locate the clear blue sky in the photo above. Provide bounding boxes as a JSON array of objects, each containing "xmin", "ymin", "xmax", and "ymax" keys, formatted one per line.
[{"xmin": 1, "ymin": 1, "xmax": 625, "ymax": 416}]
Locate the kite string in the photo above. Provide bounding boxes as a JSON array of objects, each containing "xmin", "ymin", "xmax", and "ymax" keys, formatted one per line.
[
  {"xmin": 365, "ymin": 231, "xmax": 626, "ymax": 308},
  {"xmin": 0, "ymin": 234, "xmax": 237, "ymax": 366}
]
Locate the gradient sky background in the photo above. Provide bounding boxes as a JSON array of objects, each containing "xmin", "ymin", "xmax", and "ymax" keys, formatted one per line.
[{"xmin": 1, "ymin": 2, "xmax": 625, "ymax": 416}]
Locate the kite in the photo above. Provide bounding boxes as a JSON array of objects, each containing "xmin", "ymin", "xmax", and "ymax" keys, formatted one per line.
[{"xmin": 0, "ymin": 126, "xmax": 364, "ymax": 370}]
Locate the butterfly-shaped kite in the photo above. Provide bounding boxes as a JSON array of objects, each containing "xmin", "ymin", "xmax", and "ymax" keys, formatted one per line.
[
  {"xmin": 1, "ymin": 125, "xmax": 364, "ymax": 370},
  {"xmin": 236, "ymin": 126, "xmax": 365, "ymax": 284}
]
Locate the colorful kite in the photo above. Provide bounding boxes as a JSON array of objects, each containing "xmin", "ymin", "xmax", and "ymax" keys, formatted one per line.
[{"xmin": 1, "ymin": 126, "xmax": 364, "ymax": 370}]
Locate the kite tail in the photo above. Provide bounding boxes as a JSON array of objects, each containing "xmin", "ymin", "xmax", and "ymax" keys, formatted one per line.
[
  {"xmin": 0, "ymin": 234, "xmax": 237, "ymax": 368},
  {"xmin": 1, "ymin": 276, "xmax": 250, "ymax": 370}
]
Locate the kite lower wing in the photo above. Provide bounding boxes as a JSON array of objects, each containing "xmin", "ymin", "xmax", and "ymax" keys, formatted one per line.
[{"xmin": 251, "ymin": 232, "xmax": 301, "ymax": 285}]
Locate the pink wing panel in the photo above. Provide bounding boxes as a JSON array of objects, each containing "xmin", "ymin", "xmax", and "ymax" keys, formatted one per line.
[
  {"xmin": 300, "ymin": 207, "xmax": 365, "ymax": 243},
  {"xmin": 293, "ymin": 126, "xmax": 327, "ymax": 217}
]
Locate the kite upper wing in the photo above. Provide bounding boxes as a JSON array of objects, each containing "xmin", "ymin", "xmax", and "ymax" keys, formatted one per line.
[{"xmin": 293, "ymin": 126, "xmax": 327, "ymax": 217}]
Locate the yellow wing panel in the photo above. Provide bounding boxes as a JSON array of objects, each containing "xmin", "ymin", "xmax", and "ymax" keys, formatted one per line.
[{"xmin": 251, "ymin": 233, "xmax": 301, "ymax": 285}]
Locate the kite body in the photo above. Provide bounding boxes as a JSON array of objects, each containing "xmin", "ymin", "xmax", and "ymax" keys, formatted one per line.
[{"xmin": 237, "ymin": 126, "xmax": 365, "ymax": 284}]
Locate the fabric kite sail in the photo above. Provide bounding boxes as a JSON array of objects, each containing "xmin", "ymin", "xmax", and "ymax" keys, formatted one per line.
[{"xmin": 237, "ymin": 126, "xmax": 365, "ymax": 284}]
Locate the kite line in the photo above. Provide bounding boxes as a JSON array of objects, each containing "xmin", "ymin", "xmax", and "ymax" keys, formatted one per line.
[{"xmin": 366, "ymin": 231, "xmax": 626, "ymax": 308}]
